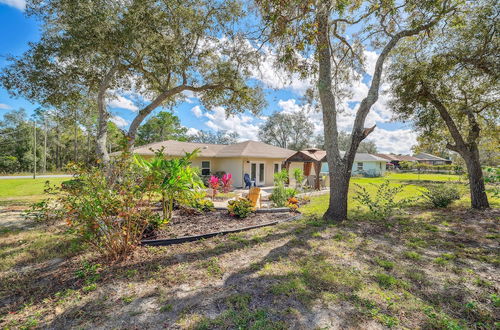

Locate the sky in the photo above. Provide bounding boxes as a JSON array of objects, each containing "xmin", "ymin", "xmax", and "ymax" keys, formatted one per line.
[{"xmin": 0, "ymin": 0, "xmax": 418, "ymax": 154}]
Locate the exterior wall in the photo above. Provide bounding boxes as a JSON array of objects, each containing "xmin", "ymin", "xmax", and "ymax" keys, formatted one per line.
[
  {"xmin": 138, "ymin": 154, "xmax": 287, "ymax": 188},
  {"xmin": 242, "ymin": 158, "xmax": 285, "ymax": 187},
  {"xmin": 320, "ymin": 161, "xmax": 386, "ymax": 176},
  {"xmin": 213, "ymin": 158, "xmax": 244, "ymax": 187}
]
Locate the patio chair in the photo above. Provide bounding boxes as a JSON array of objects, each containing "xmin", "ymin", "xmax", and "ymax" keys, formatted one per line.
[
  {"xmin": 244, "ymin": 173, "xmax": 254, "ymax": 189},
  {"xmin": 247, "ymin": 187, "xmax": 261, "ymax": 208}
]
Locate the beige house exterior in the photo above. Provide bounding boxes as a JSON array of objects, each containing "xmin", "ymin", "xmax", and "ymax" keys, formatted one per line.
[{"xmin": 131, "ymin": 140, "xmax": 295, "ymax": 187}]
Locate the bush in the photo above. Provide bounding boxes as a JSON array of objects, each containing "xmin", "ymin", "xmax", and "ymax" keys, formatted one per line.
[
  {"xmin": 189, "ymin": 190, "xmax": 215, "ymax": 212},
  {"xmin": 293, "ymin": 168, "xmax": 304, "ymax": 189},
  {"xmin": 60, "ymin": 153, "xmax": 159, "ymax": 260},
  {"xmin": 353, "ymin": 180, "xmax": 415, "ymax": 220},
  {"xmin": 135, "ymin": 148, "xmax": 203, "ymax": 221},
  {"xmin": 421, "ymin": 184, "xmax": 461, "ymax": 208},
  {"xmin": 270, "ymin": 170, "xmax": 291, "ymax": 207},
  {"xmin": 227, "ymin": 198, "xmax": 254, "ymax": 218}
]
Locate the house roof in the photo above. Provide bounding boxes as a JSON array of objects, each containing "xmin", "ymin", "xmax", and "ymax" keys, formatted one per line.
[
  {"xmin": 375, "ymin": 153, "xmax": 419, "ymax": 162},
  {"xmin": 131, "ymin": 140, "xmax": 295, "ymax": 159},
  {"xmin": 287, "ymin": 149, "xmax": 387, "ymax": 163},
  {"xmin": 413, "ymin": 152, "xmax": 449, "ymax": 161}
]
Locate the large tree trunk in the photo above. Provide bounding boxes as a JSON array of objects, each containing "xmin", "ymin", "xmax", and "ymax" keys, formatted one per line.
[
  {"xmin": 324, "ymin": 163, "xmax": 351, "ymax": 221},
  {"xmin": 463, "ymin": 148, "xmax": 489, "ymax": 209},
  {"xmin": 95, "ymin": 66, "xmax": 118, "ymax": 164}
]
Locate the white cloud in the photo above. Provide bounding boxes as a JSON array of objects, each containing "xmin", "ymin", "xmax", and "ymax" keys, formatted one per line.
[
  {"xmin": 363, "ymin": 50, "xmax": 379, "ymax": 76},
  {"xmin": 108, "ymin": 94, "xmax": 139, "ymax": 112},
  {"xmin": 251, "ymin": 46, "xmax": 311, "ymax": 93},
  {"xmin": 186, "ymin": 127, "xmax": 199, "ymax": 135},
  {"xmin": 191, "ymin": 105, "xmax": 203, "ymax": 118},
  {"xmin": 368, "ymin": 128, "xmax": 417, "ymax": 154},
  {"xmin": 0, "ymin": 103, "xmax": 11, "ymax": 110},
  {"xmin": 0, "ymin": 0, "xmax": 25, "ymax": 10},
  {"xmin": 203, "ymin": 106, "xmax": 260, "ymax": 140},
  {"xmin": 110, "ymin": 115, "xmax": 129, "ymax": 128}
]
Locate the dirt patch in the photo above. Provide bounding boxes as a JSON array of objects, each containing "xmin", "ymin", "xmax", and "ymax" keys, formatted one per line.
[
  {"xmin": 145, "ymin": 209, "xmax": 295, "ymax": 239},
  {"xmin": 0, "ymin": 206, "xmax": 35, "ymax": 230}
]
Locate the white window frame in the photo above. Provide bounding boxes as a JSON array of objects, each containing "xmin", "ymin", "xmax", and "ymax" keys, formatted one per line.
[
  {"xmin": 357, "ymin": 162, "xmax": 364, "ymax": 171},
  {"xmin": 201, "ymin": 160, "xmax": 211, "ymax": 176},
  {"xmin": 273, "ymin": 162, "xmax": 281, "ymax": 173}
]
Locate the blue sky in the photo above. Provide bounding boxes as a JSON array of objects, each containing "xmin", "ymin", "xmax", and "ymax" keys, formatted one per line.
[{"xmin": 0, "ymin": 0, "xmax": 417, "ymax": 154}]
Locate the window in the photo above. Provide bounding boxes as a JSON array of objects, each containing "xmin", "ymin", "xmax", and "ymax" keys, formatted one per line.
[
  {"xmin": 259, "ymin": 163, "xmax": 265, "ymax": 182},
  {"xmin": 201, "ymin": 161, "xmax": 210, "ymax": 176},
  {"xmin": 274, "ymin": 163, "xmax": 281, "ymax": 173},
  {"xmin": 251, "ymin": 163, "xmax": 257, "ymax": 181},
  {"xmin": 357, "ymin": 162, "xmax": 363, "ymax": 171}
]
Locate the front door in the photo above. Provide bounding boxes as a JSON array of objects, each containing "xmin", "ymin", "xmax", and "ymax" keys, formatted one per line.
[{"xmin": 250, "ymin": 163, "xmax": 265, "ymax": 186}]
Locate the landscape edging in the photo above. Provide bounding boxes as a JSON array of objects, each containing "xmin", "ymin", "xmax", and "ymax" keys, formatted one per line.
[{"xmin": 141, "ymin": 213, "xmax": 302, "ymax": 247}]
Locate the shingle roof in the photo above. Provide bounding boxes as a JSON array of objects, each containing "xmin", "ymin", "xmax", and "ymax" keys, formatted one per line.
[
  {"xmin": 131, "ymin": 140, "xmax": 295, "ymax": 159},
  {"xmin": 413, "ymin": 152, "xmax": 449, "ymax": 161},
  {"xmin": 376, "ymin": 153, "xmax": 419, "ymax": 161},
  {"xmin": 287, "ymin": 149, "xmax": 387, "ymax": 162}
]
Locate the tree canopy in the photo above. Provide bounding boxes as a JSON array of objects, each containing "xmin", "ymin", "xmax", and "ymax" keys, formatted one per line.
[
  {"xmin": 258, "ymin": 111, "xmax": 314, "ymax": 150},
  {"xmin": 136, "ymin": 112, "xmax": 188, "ymax": 146}
]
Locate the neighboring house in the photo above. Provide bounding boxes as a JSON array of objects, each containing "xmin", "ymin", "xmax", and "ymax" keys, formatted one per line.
[
  {"xmin": 131, "ymin": 140, "xmax": 295, "ymax": 187},
  {"xmin": 413, "ymin": 152, "xmax": 452, "ymax": 165},
  {"xmin": 375, "ymin": 153, "xmax": 419, "ymax": 168},
  {"xmin": 286, "ymin": 148, "xmax": 387, "ymax": 188}
]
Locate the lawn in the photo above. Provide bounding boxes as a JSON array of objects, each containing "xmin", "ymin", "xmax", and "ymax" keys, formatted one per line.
[
  {"xmin": 0, "ymin": 173, "xmax": 498, "ymax": 329},
  {"xmin": 0, "ymin": 177, "xmax": 68, "ymax": 206}
]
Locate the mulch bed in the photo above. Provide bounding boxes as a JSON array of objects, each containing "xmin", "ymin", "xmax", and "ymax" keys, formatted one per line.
[{"xmin": 144, "ymin": 209, "xmax": 295, "ymax": 240}]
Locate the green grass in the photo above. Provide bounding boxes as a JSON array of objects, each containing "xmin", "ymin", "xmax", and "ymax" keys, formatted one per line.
[
  {"xmin": 302, "ymin": 172, "xmax": 499, "ymax": 216},
  {"xmin": 0, "ymin": 178, "xmax": 67, "ymax": 198}
]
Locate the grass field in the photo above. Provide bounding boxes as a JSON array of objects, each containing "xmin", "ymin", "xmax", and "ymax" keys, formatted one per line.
[
  {"xmin": 0, "ymin": 178, "xmax": 68, "ymax": 206},
  {"xmin": 0, "ymin": 172, "xmax": 499, "ymax": 329},
  {"xmin": 302, "ymin": 173, "xmax": 499, "ymax": 216}
]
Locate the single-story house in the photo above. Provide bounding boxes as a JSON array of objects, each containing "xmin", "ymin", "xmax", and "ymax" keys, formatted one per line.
[
  {"xmin": 131, "ymin": 140, "xmax": 295, "ymax": 187},
  {"xmin": 413, "ymin": 152, "xmax": 452, "ymax": 165},
  {"xmin": 375, "ymin": 153, "xmax": 419, "ymax": 168},
  {"xmin": 285, "ymin": 148, "xmax": 387, "ymax": 188}
]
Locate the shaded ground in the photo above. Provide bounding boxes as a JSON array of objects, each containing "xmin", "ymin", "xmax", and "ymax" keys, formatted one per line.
[{"xmin": 0, "ymin": 203, "xmax": 498, "ymax": 329}]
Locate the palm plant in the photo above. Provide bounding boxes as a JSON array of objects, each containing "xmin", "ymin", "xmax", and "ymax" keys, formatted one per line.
[{"xmin": 135, "ymin": 148, "xmax": 203, "ymax": 222}]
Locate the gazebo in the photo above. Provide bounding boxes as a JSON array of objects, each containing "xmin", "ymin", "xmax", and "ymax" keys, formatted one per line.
[{"xmin": 284, "ymin": 148, "xmax": 326, "ymax": 190}]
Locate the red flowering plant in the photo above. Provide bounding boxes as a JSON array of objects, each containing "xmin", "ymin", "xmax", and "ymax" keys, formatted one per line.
[
  {"xmin": 208, "ymin": 175, "xmax": 220, "ymax": 199},
  {"xmin": 221, "ymin": 173, "xmax": 233, "ymax": 193}
]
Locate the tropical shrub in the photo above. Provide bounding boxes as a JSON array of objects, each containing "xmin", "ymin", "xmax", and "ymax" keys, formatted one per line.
[
  {"xmin": 421, "ymin": 184, "xmax": 461, "ymax": 208},
  {"xmin": 293, "ymin": 168, "xmax": 304, "ymax": 189},
  {"xmin": 186, "ymin": 190, "xmax": 215, "ymax": 212},
  {"xmin": 270, "ymin": 170, "xmax": 290, "ymax": 207},
  {"xmin": 221, "ymin": 173, "xmax": 233, "ymax": 193},
  {"xmin": 135, "ymin": 148, "xmax": 203, "ymax": 222},
  {"xmin": 208, "ymin": 175, "xmax": 220, "ymax": 199},
  {"xmin": 353, "ymin": 180, "xmax": 415, "ymax": 220},
  {"xmin": 227, "ymin": 198, "xmax": 254, "ymax": 218},
  {"xmin": 287, "ymin": 196, "xmax": 299, "ymax": 211}
]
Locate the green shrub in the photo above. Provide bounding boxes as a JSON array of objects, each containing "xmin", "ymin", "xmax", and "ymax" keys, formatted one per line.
[
  {"xmin": 135, "ymin": 147, "xmax": 203, "ymax": 221},
  {"xmin": 56, "ymin": 151, "xmax": 159, "ymax": 260},
  {"xmin": 353, "ymin": 180, "xmax": 415, "ymax": 220},
  {"xmin": 293, "ymin": 168, "xmax": 304, "ymax": 189},
  {"xmin": 179, "ymin": 190, "xmax": 214, "ymax": 212},
  {"xmin": 228, "ymin": 198, "xmax": 254, "ymax": 218},
  {"xmin": 421, "ymin": 184, "xmax": 461, "ymax": 208},
  {"xmin": 270, "ymin": 170, "xmax": 292, "ymax": 207}
]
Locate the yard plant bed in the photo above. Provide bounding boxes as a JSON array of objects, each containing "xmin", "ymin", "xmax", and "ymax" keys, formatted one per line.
[{"xmin": 143, "ymin": 209, "xmax": 297, "ymax": 241}]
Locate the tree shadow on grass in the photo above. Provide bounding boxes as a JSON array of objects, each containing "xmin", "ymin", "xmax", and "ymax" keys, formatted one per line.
[{"xmin": 45, "ymin": 217, "xmax": 382, "ymax": 329}]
